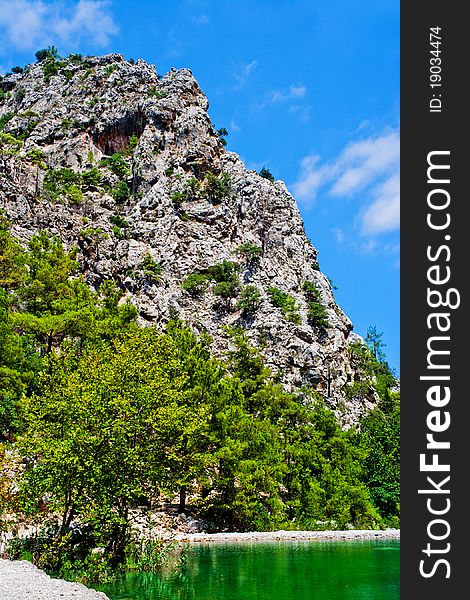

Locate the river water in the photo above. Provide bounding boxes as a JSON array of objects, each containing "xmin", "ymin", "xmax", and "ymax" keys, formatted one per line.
[
  {"xmin": 90, "ymin": 540, "xmax": 400, "ymax": 600},
  {"xmin": 92, "ymin": 539, "xmax": 400, "ymax": 600}
]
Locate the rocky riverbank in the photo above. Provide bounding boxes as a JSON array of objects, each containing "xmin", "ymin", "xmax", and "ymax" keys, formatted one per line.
[{"xmin": 175, "ymin": 528, "xmax": 401, "ymax": 543}]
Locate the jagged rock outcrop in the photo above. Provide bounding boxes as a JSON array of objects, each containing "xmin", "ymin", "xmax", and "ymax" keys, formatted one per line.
[{"xmin": 0, "ymin": 53, "xmax": 374, "ymax": 425}]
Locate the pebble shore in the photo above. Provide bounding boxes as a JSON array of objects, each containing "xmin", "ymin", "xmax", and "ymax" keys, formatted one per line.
[
  {"xmin": 0, "ymin": 560, "xmax": 110, "ymax": 600},
  {"xmin": 175, "ymin": 527, "xmax": 401, "ymax": 543}
]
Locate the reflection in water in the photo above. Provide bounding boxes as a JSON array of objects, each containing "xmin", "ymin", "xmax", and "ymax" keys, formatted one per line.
[{"xmin": 92, "ymin": 540, "xmax": 400, "ymax": 600}]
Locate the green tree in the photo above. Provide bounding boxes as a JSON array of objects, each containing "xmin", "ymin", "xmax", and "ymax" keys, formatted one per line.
[
  {"xmin": 208, "ymin": 261, "xmax": 241, "ymax": 309},
  {"xmin": 365, "ymin": 325, "xmax": 386, "ymax": 362},
  {"xmin": 0, "ymin": 132, "xmax": 23, "ymax": 156},
  {"xmin": 213, "ymin": 280, "xmax": 240, "ymax": 309},
  {"xmin": 0, "ymin": 289, "xmax": 41, "ymax": 438},
  {"xmin": 92, "ymin": 280, "xmax": 138, "ymax": 341},
  {"xmin": 35, "ymin": 47, "xmax": 60, "ymax": 62},
  {"xmin": 19, "ymin": 329, "xmax": 181, "ymax": 560},
  {"xmin": 111, "ymin": 181, "xmax": 131, "ymax": 203},
  {"xmin": 139, "ymin": 253, "xmax": 162, "ymax": 284},
  {"xmin": 0, "ymin": 212, "xmax": 26, "ymax": 290},
  {"xmin": 208, "ymin": 260, "xmax": 240, "ymax": 283},
  {"xmin": 35, "ymin": 47, "xmax": 63, "ymax": 83},
  {"xmin": 349, "ymin": 334, "xmax": 397, "ymax": 406},
  {"xmin": 13, "ymin": 232, "xmax": 83, "ymax": 352},
  {"xmin": 13, "ymin": 232, "xmax": 136, "ymax": 352},
  {"xmin": 302, "ymin": 281, "xmax": 329, "ymax": 329},
  {"xmin": 346, "ymin": 335, "xmax": 400, "ymax": 524},
  {"xmin": 359, "ymin": 398, "xmax": 400, "ymax": 524},
  {"xmin": 163, "ymin": 320, "xmax": 226, "ymax": 512},
  {"xmin": 204, "ymin": 172, "xmax": 231, "ymax": 203},
  {"xmin": 217, "ymin": 128, "xmax": 228, "ymax": 146},
  {"xmin": 102, "ymin": 153, "xmax": 131, "ymax": 178},
  {"xmin": 0, "ymin": 113, "xmax": 15, "ymax": 131},
  {"xmin": 43, "ymin": 168, "xmax": 81, "ymax": 201},
  {"xmin": 258, "ymin": 166, "xmax": 275, "ymax": 182},
  {"xmin": 81, "ymin": 167, "xmax": 102, "ymax": 190},
  {"xmin": 236, "ymin": 242, "xmax": 262, "ymax": 268},
  {"xmin": 208, "ymin": 332, "xmax": 380, "ymax": 531},
  {"xmin": 0, "ymin": 219, "xmax": 38, "ymax": 436},
  {"xmin": 202, "ymin": 331, "xmax": 288, "ymax": 530},
  {"xmin": 226, "ymin": 328, "xmax": 271, "ymax": 403},
  {"xmin": 236, "ymin": 285, "xmax": 262, "ymax": 316}
]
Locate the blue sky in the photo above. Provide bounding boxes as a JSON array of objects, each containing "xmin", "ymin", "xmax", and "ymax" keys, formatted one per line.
[{"xmin": 0, "ymin": 0, "xmax": 400, "ymax": 374}]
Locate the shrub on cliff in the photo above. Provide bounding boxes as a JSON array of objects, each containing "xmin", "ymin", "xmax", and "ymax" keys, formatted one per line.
[
  {"xmin": 101, "ymin": 153, "xmax": 131, "ymax": 178},
  {"xmin": 204, "ymin": 172, "xmax": 231, "ymax": 204},
  {"xmin": 267, "ymin": 286, "xmax": 301, "ymax": 324},
  {"xmin": 236, "ymin": 242, "xmax": 262, "ymax": 268},
  {"xmin": 181, "ymin": 273, "xmax": 209, "ymax": 296},
  {"xmin": 258, "ymin": 166, "xmax": 275, "ymax": 182},
  {"xmin": 35, "ymin": 47, "xmax": 60, "ymax": 62},
  {"xmin": 236, "ymin": 285, "xmax": 262, "ymax": 315},
  {"xmin": 302, "ymin": 281, "xmax": 329, "ymax": 329},
  {"xmin": 111, "ymin": 181, "xmax": 131, "ymax": 203}
]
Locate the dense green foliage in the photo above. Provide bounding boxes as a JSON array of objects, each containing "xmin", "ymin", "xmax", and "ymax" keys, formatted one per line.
[
  {"xmin": 109, "ymin": 214, "xmax": 130, "ymax": 229},
  {"xmin": 207, "ymin": 261, "xmax": 241, "ymax": 309},
  {"xmin": 0, "ymin": 218, "xmax": 136, "ymax": 438},
  {"xmin": 0, "ymin": 131, "xmax": 23, "ymax": 155},
  {"xmin": 13, "ymin": 324, "xmax": 391, "ymax": 537},
  {"xmin": 35, "ymin": 47, "xmax": 66, "ymax": 83},
  {"xmin": 0, "ymin": 217, "xmax": 400, "ymax": 579}
]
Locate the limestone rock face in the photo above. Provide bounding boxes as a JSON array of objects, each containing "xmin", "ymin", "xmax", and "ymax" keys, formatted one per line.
[{"xmin": 0, "ymin": 53, "xmax": 373, "ymax": 425}]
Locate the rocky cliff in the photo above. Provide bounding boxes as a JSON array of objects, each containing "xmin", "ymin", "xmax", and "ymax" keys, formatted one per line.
[{"xmin": 0, "ymin": 53, "xmax": 373, "ymax": 425}]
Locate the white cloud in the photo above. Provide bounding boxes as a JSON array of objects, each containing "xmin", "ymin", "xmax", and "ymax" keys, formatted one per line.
[
  {"xmin": 360, "ymin": 173, "xmax": 400, "ymax": 236},
  {"xmin": 288, "ymin": 103, "xmax": 312, "ymax": 123},
  {"xmin": 357, "ymin": 119, "xmax": 371, "ymax": 131},
  {"xmin": 291, "ymin": 128, "xmax": 400, "ymax": 238},
  {"xmin": 290, "ymin": 154, "xmax": 334, "ymax": 202},
  {"xmin": 382, "ymin": 242, "xmax": 400, "ymax": 254},
  {"xmin": 233, "ymin": 59, "xmax": 257, "ymax": 88},
  {"xmin": 253, "ymin": 83, "xmax": 308, "ymax": 113},
  {"xmin": 0, "ymin": 0, "xmax": 118, "ymax": 50},
  {"xmin": 270, "ymin": 84, "xmax": 306, "ymax": 103},
  {"xmin": 359, "ymin": 239, "xmax": 378, "ymax": 254},
  {"xmin": 332, "ymin": 227, "xmax": 344, "ymax": 243},
  {"xmin": 330, "ymin": 132, "xmax": 399, "ymax": 196}
]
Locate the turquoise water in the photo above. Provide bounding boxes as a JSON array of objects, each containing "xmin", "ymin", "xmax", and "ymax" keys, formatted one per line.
[{"xmin": 92, "ymin": 540, "xmax": 399, "ymax": 600}]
